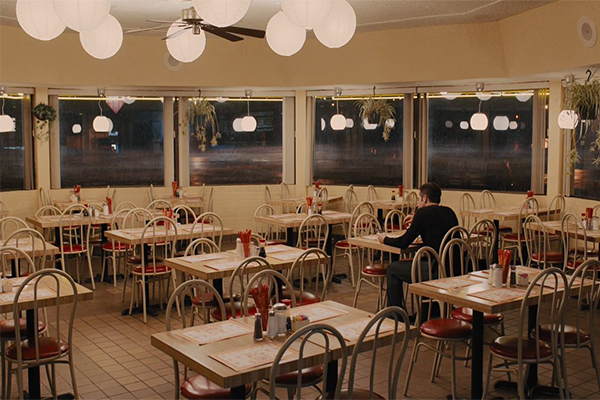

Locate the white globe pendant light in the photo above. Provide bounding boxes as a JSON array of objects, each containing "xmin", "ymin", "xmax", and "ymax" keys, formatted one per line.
[
  {"xmin": 281, "ymin": 0, "xmax": 334, "ymax": 29},
  {"xmin": 123, "ymin": 96, "xmax": 136, "ymax": 105},
  {"xmin": 493, "ymin": 116, "xmax": 510, "ymax": 131},
  {"xmin": 320, "ymin": 118, "xmax": 326, "ymax": 131},
  {"xmin": 71, "ymin": 124, "xmax": 82, "ymax": 134},
  {"xmin": 470, "ymin": 113, "xmax": 488, "ymax": 131},
  {"xmin": 166, "ymin": 20, "xmax": 206, "ymax": 63},
  {"xmin": 233, "ymin": 117, "xmax": 243, "ymax": 132},
  {"xmin": 445, "ymin": 120, "xmax": 453, "ymax": 128},
  {"xmin": 53, "ymin": 0, "xmax": 111, "ymax": 33},
  {"xmin": 16, "ymin": 0, "xmax": 66, "ymax": 41},
  {"xmin": 345, "ymin": 118, "xmax": 354, "ymax": 128},
  {"xmin": 476, "ymin": 92, "xmax": 492, "ymax": 101},
  {"xmin": 80, "ymin": 14, "xmax": 122, "ymax": 59},
  {"xmin": 516, "ymin": 92, "xmax": 532, "ymax": 102},
  {"xmin": 330, "ymin": 114, "xmax": 345, "ymax": 130},
  {"xmin": 107, "ymin": 118, "xmax": 113, "ymax": 132},
  {"xmin": 93, "ymin": 115, "xmax": 110, "ymax": 132},
  {"xmin": 0, "ymin": 115, "xmax": 14, "ymax": 133},
  {"xmin": 266, "ymin": 11, "xmax": 306, "ymax": 56},
  {"xmin": 460, "ymin": 121, "xmax": 469, "ymax": 130},
  {"xmin": 314, "ymin": 0, "xmax": 356, "ymax": 49},
  {"xmin": 558, "ymin": 110, "xmax": 579, "ymax": 130},
  {"xmin": 509, "ymin": 121, "xmax": 518, "ymax": 130},
  {"xmin": 192, "ymin": 0, "xmax": 251, "ymax": 28},
  {"xmin": 241, "ymin": 116, "xmax": 257, "ymax": 132}
]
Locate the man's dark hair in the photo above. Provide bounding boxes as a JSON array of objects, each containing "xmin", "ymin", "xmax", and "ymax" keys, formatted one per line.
[{"xmin": 419, "ymin": 182, "xmax": 442, "ymax": 204}]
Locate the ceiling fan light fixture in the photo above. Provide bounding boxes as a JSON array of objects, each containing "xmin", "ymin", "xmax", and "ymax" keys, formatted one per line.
[
  {"xmin": 166, "ymin": 20, "xmax": 206, "ymax": 63},
  {"xmin": 80, "ymin": 14, "xmax": 123, "ymax": 59},
  {"xmin": 17, "ymin": 0, "xmax": 66, "ymax": 41},
  {"xmin": 281, "ymin": 0, "xmax": 334, "ymax": 30},
  {"xmin": 314, "ymin": 0, "xmax": 356, "ymax": 49},
  {"xmin": 266, "ymin": 11, "xmax": 306, "ymax": 56},
  {"xmin": 192, "ymin": 0, "xmax": 251, "ymax": 28},
  {"xmin": 52, "ymin": 0, "xmax": 111, "ymax": 33}
]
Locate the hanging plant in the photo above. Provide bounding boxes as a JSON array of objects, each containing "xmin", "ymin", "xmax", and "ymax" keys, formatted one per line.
[
  {"xmin": 356, "ymin": 91, "xmax": 396, "ymax": 141},
  {"xmin": 184, "ymin": 97, "xmax": 221, "ymax": 152},
  {"xmin": 33, "ymin": 103, "xmax": 56, "ymax": 142}
]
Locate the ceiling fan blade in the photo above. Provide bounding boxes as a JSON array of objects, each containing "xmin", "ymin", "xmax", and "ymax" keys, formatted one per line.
[
  {"xmin": 147, "ymin": 19, "xmax": 179, "ymax": 24},
  {"xmin": 220, "ymin": 26, "xmax": 265, "ymax": 39},
  {"xmin": 202, "ymin": 26, "xmax": 244, "ymax": 42},
  {"xmin": 161, "ymin": 26, "xmax": 192, "ymax": 40},
  {"xmin": 126, "ymin": 25, "xmax": 172, "ymax": 34}
]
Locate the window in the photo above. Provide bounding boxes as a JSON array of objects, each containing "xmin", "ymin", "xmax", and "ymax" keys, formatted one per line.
[
  {"xmin": 313, "ymin": 96, "xmax": 404, "ymax": 186},
  {"xmin": 188, "ymin": 98, "xmax": 283, "ymax": 185},
  {"xmin": 0, "ymin": 94, "xmax": 29, "ymax": 192},
  {"xmin": 427, "ymin": 91, "xmax": 535, "ymax": 192},
  {"xmin": 573, "ymin": 117, "xmax": 600, "ymax": 199},
  {"xmin": 58, "ymin": 96, "xmax": 164, "ymax": 187}
]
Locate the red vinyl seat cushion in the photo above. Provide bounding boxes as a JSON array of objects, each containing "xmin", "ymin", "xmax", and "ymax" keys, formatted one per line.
[
  {"xmin": 275, "ymin": 365, "xmax": 324, "ymax": 385},
  {"xmin": 490, "ymin": 336, "xmax": 552, "ymax": 360},
  {"xmin": 102, "ymin": 242, "xmax": 129, "ymax": 251},
  {"xmin": 451, "ymin": 307, "xmax": 504, "ymax": 325},
  {"xmin": 420, "ymin": 318, "xmax": 472, "ymax": 339},
  {"xmin": 60, "ymin": 244, "xmax": 86, "ymax": 253},
  {"xmin": 181, "ymin": 375, "xmax": 252, "ymax": 399},
  {"xmin": 537, "ymin": 323, "xmax": 590, "ymax": 345},
  {"xmin": 281, "ymin": 290, "xmax": 319, "ymax": 307},
  {"xmin": 132, "ymin": 265, "xmax": 170, "ymax": 274},
  {"xmin": 0, "ymin": 319, "xmax": 46, "ymax": 339},
  {"xmin": 210, "ymin": 302, "xmax": 257, "ymax": 321},
  {"xmin": 6, "ymin": 337, "xmax": 68, "ymax": 360},
  {"xmin": 531, "ymin": 251, "xmax": 564, "ymax": 263},
  {"xmin": 362, "ymin": 263, "xmax": 387, "ymax": 276}
]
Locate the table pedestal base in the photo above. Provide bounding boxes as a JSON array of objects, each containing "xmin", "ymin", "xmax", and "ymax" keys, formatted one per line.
[{"xmin": 493, "ymin": 380, "xmax": 567, "ymax": 399}]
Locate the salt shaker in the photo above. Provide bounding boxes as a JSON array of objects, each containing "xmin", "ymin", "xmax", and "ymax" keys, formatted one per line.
[
  {"xmin": 253, "ymin": 313, "xmax": 263, "ymax": 341},
  {"xmin": 266, "ymin": 310, "xmax": 277, "ymax": 339},
  {"xmin": 273, "ymin": 303, "xmax": 288, "ymax": 337},
  {"xmin": 492, "ymin": 265, "xmax": 503, "ymax": 288},
  {"xmin": 103, "ymin": 204, "xmax": 109, "ymax": 216},
  {"xmin": 487, "ymin": 264, "xmax": 497, "ymax": 285},
  {"xmin": 2, "ymin": 279, "xmax": 12, "ymax": 293},
  {"xmin": 235, "ymin": 238, "xmax": 244, "ymax": 259},
  {"xmin": 594, "ymin": 216, "xmax": 599, "ymax": 232}
]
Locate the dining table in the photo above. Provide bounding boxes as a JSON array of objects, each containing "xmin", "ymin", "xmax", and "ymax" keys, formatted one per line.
[
  {"xmin": 151, "ymin": 300, "xmax": 414, "ymax": 399},
  {"xmin": 0, "ymin": 209, "xmax": 8, "ymax": 218},
  {"xmin": 0, "ymin": 275, "xmax": 93, "ymax": 399},
  {"xmin": 52, "ymin": 199, "xmax": 95, "ymax": 212},
  {"xmin": 156, "ymin": 195, "xmax": 204, "ymax": 209},
  {"xmin": 270, "ymin": 195, "xmax": 344, "ymax": 209},
  {"xmin": 1, "ymin": 236, "xmax": 59, "ymax": 277}
]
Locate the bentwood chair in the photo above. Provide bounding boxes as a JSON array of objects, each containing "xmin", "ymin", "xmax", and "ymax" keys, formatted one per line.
[
  {"xmin": 0, "ymin": 217, "xmax": 28, "ymax": 241},
  {"xmin": 35, "ymin": 206, "xmax": 62, "ymax": 244},
  {"xmin": 561, "ymin": 213, "xmax": 588, "ymax": 271},
  {"xmin": 297, "ymin": 214, "xmax": 329, "ymax": 252},
  {"xmin": 469, "ymin": 219, "xmax": 497, "ymax": 270},
  {"xmin": 501, "ymin": 197, "xmax": 539, "ymax": 266},
  {"xmin": 316, "ymin": 187, "xmax": 328, "ymax": 210},
  {"xmin": 523, "ymin": 214, "xmax": 564, "ymax": 269},
  {"xmin": 547, "ymin": 194, "xmax": 566, "ymax": 222},
  {"xmin": 459, "ymin": 192, "xmax": 477, "ymax": 230},
  {"xmin": 173, "ymin": 204, "xmax": 196, "ymax": 224},
  {"xmin": 342, "ymin": 185, "xmax": 359, "ymax": 213},
  {"xmin": 480, "ymin": 189, "xmax": 496, "ymax": 209},
  {"xmin": 269, "ymin": 324, "xmax": 347, "ymax": 400},
  {"xmin": 147, "ymin": 184, "xmax": 155, "ymax": 203},
  {"xmin": 37, "ymin": 187, "xmax": 53, "ymax": 208},
  {"xmin": 205, "ymin": 187, "xmax": 214, "ymax": 213},
  {"xmin": 2, "ymin": 228, "xmax": 49, "ymax": 274},
  {"xmin": 367, "ymin": 185, "xmax": 378, "ymax": 201},
  {"xmin": 115, "ymin": 201, "xmax": 136, "ymax": 212},
  {"xmin": 190, "ymin": 212, "xmax": 224, "ymax": 250},
  {"xmin": 253, "ymin": 204, "xmax": 287, "ymax": 245},
  {"xmin": 121, "ymin": 207, "xmax": 156, "ymax": 301},
  {"xmin": 321, "ymin": 307, "xmax": 411, "ymax": 399},
  {"xmin": 101, "ymin": 209, "xmax": 131, "ymax": 288},
  {"xmin": 402, "ymin": 191, "xmax": 419, "ymax": 215},
  {"xmin": 284, "ymin": 248, "xmax": 331, "ymax": 306},
  {"xmin": 384, "ymin": 209, "xmax": 405, "ymax": 233},
  {"xmin": 264, "ymin": 186, "xmax": 272, "ymax": 205},
  {"xmin": 58, "ymin": 205, "xmax": 95, "ymax": 289},
  {"xmin": 165, "ymin": 280, "xmax": 253, "ymax": 400},
  {"xmin": 404, "ymin": 247, "xmax": 472, "ymax": 400},
  {"xmin": 5, "ymin": 269, "xmax": 79, "ymax": 400},
  {"xmin": 280, "ymin": 182, "xmax": 293, "ymax": 213},
  {"xmin": 439, "ymin": 226, "xmax": 470, "ymax": 257},
  {"xmin": 147, "ymin": 199, "xmax": 172, "ymax": 212},
  {"xmin": 483, "ymin": 267, "xmax": 568, "ymax": 400}
]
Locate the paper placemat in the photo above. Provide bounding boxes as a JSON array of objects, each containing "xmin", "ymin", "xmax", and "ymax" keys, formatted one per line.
[
  {"xmin": 269, "ymin": 251, "xmax": 304, "ymax": 261},
  {"xmin": 289, "ymin": 304, "xmax": 347, "ymax": 322},
  {"xmin": 40, "ymin": 215, "xmax": 63, "ymax": 222},
  {"xmin": 362, "ymin": 234, "xmax": 378, "ymax": 240},
  {"xmin": 204, "ymin": 260, "xmax": 241, "ymax": 271},
  {"xmin": 180, "ymin": 254, "xmax": 227, "ymax": 263},
  {"xmin": 335, "ymin": 317, "xmax": 401, "ymax": 342},
  {"xmin": 535, "ymin": 275, "xmax": 581, "ymax": 289},
  {"xmin": 0, "ymin": 288, "xmax": 55, "ymax": 304},
  {"xmin": 177, "ymin": 320, "xmax": 253, "ymax": 345},
  {"xmin": 422, "ymin": 276, "xmax": 480, "ymax": 291},
  {"xmin": 467, "ymin": 287, "xmax": 527, "ymax": 303},
  {"xmin": 210, "ymin": 341, "xmax": 297, "ymax": 372},
  {"xmin": 270, "ymin": 214, "xmax": 297, "ymax": 220},
  {"xmin": 264, "ymin": 245, "xmax": 292, "ymax": 253}
]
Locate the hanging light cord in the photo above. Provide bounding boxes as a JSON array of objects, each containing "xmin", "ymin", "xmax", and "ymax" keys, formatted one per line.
[
  {"xmin": 1, "ymin": 97, "xmax": 5, "ymax": 114},
  {"xmin": 247, "ymin": 96, "xmax": 251, "ymax": 116},
  {"xmin": 336, "ymin": 98, "xmax": 340, "ymax": 114},
  {"xmin": 98, "ymin": 99, "xmax": 103, "ymax": 116}
]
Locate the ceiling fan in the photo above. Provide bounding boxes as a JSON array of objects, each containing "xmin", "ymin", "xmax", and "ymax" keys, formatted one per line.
[{"xmin": 126, "ymin": 7, "xmax": 265, "ymax": 42}]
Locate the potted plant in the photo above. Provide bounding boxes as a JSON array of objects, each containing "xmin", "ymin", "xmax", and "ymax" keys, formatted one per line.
[
  {"xmin": 356, "ymin": 97, "xmax": 396, "ymax": 141},
  {"xmin": 185, "ymin": 97, "xmax": 221, "ymax": 152},
  {"xmin": 33, "ymin": 103, "xmax": 56, "ymax": 142}
]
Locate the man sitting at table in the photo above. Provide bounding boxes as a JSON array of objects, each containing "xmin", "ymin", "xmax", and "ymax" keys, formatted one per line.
[{"xmin": 377, "ymin": 182, "xmax": 458, "ymax": 310}]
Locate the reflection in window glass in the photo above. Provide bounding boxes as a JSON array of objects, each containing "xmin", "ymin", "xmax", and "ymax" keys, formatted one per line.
[
  {"xmin": 428, "ymin": 92, "xmax": 534, "ymax": 192},
  {"xmin": 573, "ymin": 118, "xmax": 600, "ymax": 199},
  {"xmin": 188, "ymin": 98, "xmax": 283, "ymax": 185},
  {"xmin": 313, "ymin": 97, "xmax": 403, "ymax": 186},
  {"xmin": 0, "ymin": 94, "xmax": 27, "ymax": 192},
  {"xmin": 59, "ymin": 97, "xmax": 164, "ymax": 187}
]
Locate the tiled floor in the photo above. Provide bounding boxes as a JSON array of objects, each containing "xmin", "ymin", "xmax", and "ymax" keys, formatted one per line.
[{"xmin": 5, "ymin": 250, "xmax": 600, "ymax": 399}]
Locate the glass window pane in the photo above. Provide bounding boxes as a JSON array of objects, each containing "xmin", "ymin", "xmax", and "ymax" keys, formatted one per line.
[
  {"xmin": 573, "ymin": 118, "xmax": 600, "ymax": 199},
  {"xmin": 188, "ymin": 98, "xmax": 283, "ymax": 185},
  {"xmin": 428, "ymin": 92, "xmax": 534, "ymax": 192},
  {"xmin": 59, "ymin": 97, "xmax": 164, "ymax": 187},
  {"xmin": 0, "ymin": 94, "xmax": 27, "ymax": 192},
  {"xmin": 313, "ymin": 97, "xmax": 404, "ymax": 186}
]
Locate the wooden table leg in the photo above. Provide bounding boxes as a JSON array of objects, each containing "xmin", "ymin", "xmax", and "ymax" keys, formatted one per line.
[
  {"xmin": 26, "ymin": 309, "xmax": 41, "ymax": 399},
  {"xmin": 325, "ymin": 359, "xmax": 338, "ymax": 393}
]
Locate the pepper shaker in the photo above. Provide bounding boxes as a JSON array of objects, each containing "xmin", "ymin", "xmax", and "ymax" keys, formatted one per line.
[
  {"xmin": 253, "ymin": 313, "xmax": 263, "ymax": 341},
  {"xmin": 509, "ymin": 266, "xmax": 517, "ymax": 288}
]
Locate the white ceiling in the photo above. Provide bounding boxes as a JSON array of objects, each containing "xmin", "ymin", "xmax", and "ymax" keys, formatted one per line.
[{"xmin": 0, "ymin": 0, "xmax": 554, "ymax": 36}]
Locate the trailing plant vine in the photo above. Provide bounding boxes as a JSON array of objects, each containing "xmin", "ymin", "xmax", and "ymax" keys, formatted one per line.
[
  {"xmin": 185, "ymin": 97, "xmax": 221, "ymax": 152},
  {"xmin": 33, "ymin": 103, "xmax": 56, "ymax": 142},
  {"xmin": 356, "ymin": 91, "xmax": 396, "ymax": 141}
]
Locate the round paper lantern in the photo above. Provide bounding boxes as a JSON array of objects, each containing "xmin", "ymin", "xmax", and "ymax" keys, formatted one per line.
[
  {"xmin": 0, "ymin": 115, "xmax": 15, "ymax": 133},
  {"xmin": 123, "ymin": 96, "xmax": 136, "ymax": 105},
  {"xmin": 266, "ymin": 12, "xmax": 306, "ymax": 57},
  {"xmin": 363, "ymin": 119, "xmax": 377, "ymax": 130},
  {"xmin": 320, "ymin": 118, "xmax": 326, "ymax": 131},
  {"xmin": 192, "ymin": 0, "xmax": 251, "ymax": 28},
  {"xmin": 509, "ymin": 121, "xmax": 518, "ymax": 130},
  {"xmin": 241, "ymin": 116, "xmax": 257, "ymax": 132},
  {"xmin": 493, "ymin": 116, "xmax": 510, "ymax": 131},
  {"xmin": 93, "ymin": 115, "xmax": 110, "ymax": 132},
  {"xmin": 80, "ymin": 14, "xmax": 122, "ymax": 59},
  {"xmin": 345, "ymin": 118, "xmax": 354, "ymax": 128},
  {"xmin": 330, "ymin": 114, "xmax": 345, "ymax": 130},
  {"xmin": 281, "ymin": 0, "xmax": 334, "ymax": 29},
  {"xmin": 314, "ymin": 0, "xmax": 355, "ymax": 49},
  {"xmin": 166, "ymin": 21, "xmax": 206, "ymax": 63},
  {"xmin": 558, "ymin": 110, "xmax": 579, "ymax": 130},
  {"xmin": 72, "ymin": 124, "xmax": 82, "ymax": 134},
  {"xmin": 17, "ymin": 0, "xmax": 66, "ymax": 41},
  {"xmin": 470, "ymin": 113, "xmax": 488, "ymax": 131},
  {"xmin": 53, "ymin": 0, "xmax": 111, "ymax": 33},
  {"xmin": 445, "ymin": 120, "xmax": 453, "ymax": 128},
  {"xmin": 460, "ymin": 121, "xmax": 469, "ymax": 130},
  {"xmin": 476, "ymin": 92, "xmax": 492, "ymax": 101},
  {"xmin": 233, "ymin": 117, "xmax": 243, "ymax": 132},
  {"xmin": 516, "ymin": 92, "xmax": 532, "ymax": 102}
]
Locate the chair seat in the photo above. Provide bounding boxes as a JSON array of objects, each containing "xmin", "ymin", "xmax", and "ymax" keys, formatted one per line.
[
  {"xmin": 60, "ymin": 244, "xmax": 86, "ymax": 253},
  {"xmin": 127, "ymin": 256, "xmax": 142, "ymax": 265},
  {"xmin": 490, "ymin": 335, "xmax": 552, "ymax": 360},
  {"xmin": 498, "ymin": 226, "xmax": 513, "ymax": 233},
  {"xmin": 281, "ymin": 290, "xmax": 319, "ymax": 307},
  {"xmin": 91, "ymin": 223, "xmax": 103, "ymax": 228},
  {"xmin": 210, "ymin": 302, "xmax": 257, "ymax": 321},
  {"xmin": 266, "ymin": 240, "xmax": 288, "ymax": 246},
  {"xmin": 191, "ymin": 294, "xmax": 240, "ymax": 307},
  {"xmin": 566, "ymin": 259, "xmax": 586, "ymax": 269},
  {"xmin": 538, "ymin": 323, "xmax": 590, "ymax": 344},
  {"xmin": 450, "ymin": 307, "xmax": 504, "ymax": 325},
  {"xmin": 322, "ymin": 389, "xmax": 384, "ymax": 399},
  {"xmin": 6, "ymin": 337, "xmax": 68, "ymax": 361},
  {"xmin": 335, "ymin": 240, "xmax": 357, "ymax": 249},
  {"xmin": 132, "ymin": 264, "xmax": 171, "ymax": 274},
  {"xmin": 0, "ymin": 319, "xmax": 46, "ymax": 339},
  {"xmin": 502, "ymin": 233, "xmax": 524, "ymax": 241},
  {"xmin": 102, "ymin": 242, "xmax": 129, "ymax": 251},
  {"xmin": 181, "ymin": 375, "xmax": 252, "ymax": 399},
  {"xmin": 420, "ymin": 318, "xmax": 472, "ymax": 339},
  {"xmin": 275, "ymin": 365, "xmax": 324, "ymax": 385},
  {"xmin": 89, "ymin": 238, "xmax": 102, "ymax": 246},
  {"xmin": 531, "ymin": 251, "xmax": 564, "ymax": 263},
  {"xmin": 362, "ymin": 263, "xmax": 387, "ymax": 276}
]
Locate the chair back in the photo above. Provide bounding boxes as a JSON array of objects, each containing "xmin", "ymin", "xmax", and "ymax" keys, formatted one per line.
[
  {"xmin": 523, "ymin": 214, "xmax": 552, "ymax": 268},
  {"xmin": 264, "ymin": 186, "xmax": 272, "ymax": 204},
  {"xmin": 0, "ymin": 216, "xmax": 28, "ymax": 239},
  {"xmin": 2, "ymin": 229, "xmax": 48, "ymax": 275},
  {"xmin": 343, "ymin": 185, "xmax": 359, "ymax": 213},
  {"xmin": 140, "ymin": 217, "xmax": 177, "ymax": 275},
  {"xmin": 518, "ymin": 268, "xmax": 568, "ymax": 363},
  {"xmin": 439, "ymin": 225, "xmax": 470, "ymax": 257},
  {"xmin": 459, "ymin": 192, "xmax": 477, "ymax": 229},
  {"xmin": 568, "ymin": 260, "xmax": 600, "ymax": 347},
  {"xmin": 59, "ymin": 205, "xmax": 91, "ymax": 255},
  {"xmin": 441, "ymin": 238, "xmax": 477, "ymax": 278},
  {"xmin": 367, "ymin": 185, "xmax": 378, "ymax": 201},
  {"xmin": 384, "ymin": 209, "xmax": 406, "ymax": 233},
  {"xmin": 353, "ymin": 213, "xmax": 381, "ymax": 238},
  {"xmin": 280, "ymin": 182, "xmax": 293, "ymax": 213},
  {"xmin": 594, "ymin": 204, "xmax": 600, "ymax": 217},
  {"xmin": 346, "ymin": 306, "xmax": 411, "ymax": 399},
  {"xmin": 228, "ymin": 256, "xmax": 272, "ymax": 318},
  {"xmin": 173, "ymin": 205, "xmax": 196, "ymax": 224},
  {"xmin": 287, "ymin": 248, "xmax": 331, "ymax": 305},
  {"xmin": 297, "ymin": 214, "xmax": 329, "ymax": 251},
  {"xmin": 254, "ymin": 204, "xmax": 284, "ymax": 241},
  {"xmin": 147, "ymin": 199, "xmax": 172, "ymax": 211},
  {"xmin": 269, "ymin": 324, "xmax": 348, "ymax": 400},
  {"xmin": 348, "ymin": 201, "xmax": 375, "ymax": 239},
  {"xmin": 411, "ymin": 246, "xmax": 442, "ymax": 325},
  {"xmin": 480, "ymin": 190, "xmax": 496, "ymax": 209},
  {"xmin": 147, "ymin": 184, "xmax": 155, "ymax": 202},
  {"xmin": 0, "ymin": 246, "xmax": 40, "ymax": 280},
  {"xmin": 0, "ymin": 201, "xmax": 5, "ymax": 212},
  {"xmin": 547, "ymin": 194, "xmax": 566, "ymax": 222},
  {"xmin": 251, "ymin": 233, "xmax": 264, "ymax": 247},
  {"xmin": 241, "ymin": 269, "xmax": 296, "ymax": 316},
  {"xmin": 122, "ymin": 207, "xmax": 154, "ymax": 229},
  {"xmin": 517, "ymin": 197, "xmax": 539, "ymax": 234},
  {"xmin": 561, "ymin": 213, "xmax": 587, "ymax": 271},
  {"xmin": 115, "ymin": 201, "xmax": 136, "ymax": 212},
  {"xmin": 402, "ymin": 191, "xmax": 419, "ymax": 215},
  {"xmin": 469, "ymin": 219, "xmax": 496, "ymax": 270},
  {"xmin": 37, "ymin": 187, "xmax": 53, "ymax": 208},
  {"xmin": 295, "ymin": 203, "xmax": 307, "ymax": 214},
  {"xmin": 87, "ymin": 202, "xmax": 103, "ymax": 216},
  {"xmin": 12, "ymin": 269, "xmax": 77, "ymax": 367},
  {"xmin": 35, "ymin": 205, "xmax": 61, "ymax": 218},
  {"xmin": 184, "ymin": 238, "xmax": 220, "ymax": 256},
  {"xmin": 316, "ymin": 187, "xmax": 328, "ymax": 210},
  {"xmin": 191, "ymin": 212, "xmax": 224, "ymax": 250}
]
